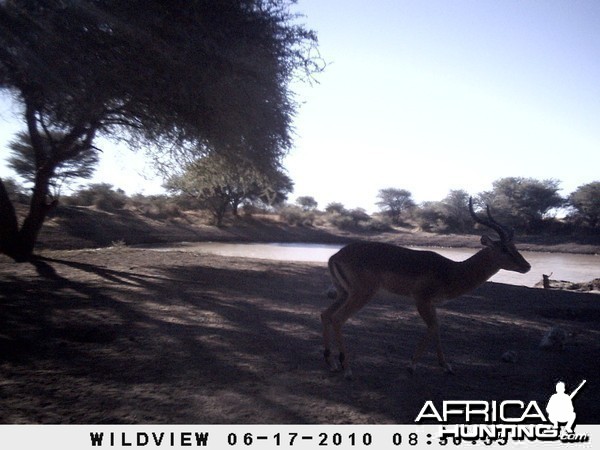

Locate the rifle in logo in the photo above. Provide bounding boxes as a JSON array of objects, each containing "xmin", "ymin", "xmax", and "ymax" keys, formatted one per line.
[{"xmin": 546, "ymin": 379, "xmax": 586, "ymax": 434}]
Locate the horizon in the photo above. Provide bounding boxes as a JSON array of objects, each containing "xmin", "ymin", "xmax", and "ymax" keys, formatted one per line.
[{"xmin": 1, "ymin": 0, "xmax": 599, "ymax": 213}]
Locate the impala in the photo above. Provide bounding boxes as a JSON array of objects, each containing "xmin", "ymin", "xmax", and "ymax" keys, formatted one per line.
[{"xmin": 321, "ymin": 198, "xmax": 531, "ymax": 379}]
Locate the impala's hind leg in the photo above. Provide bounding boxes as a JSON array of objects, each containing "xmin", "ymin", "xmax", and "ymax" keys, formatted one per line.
[
  {"xmin": 329, "ymin": 287, "xmax": 377, "ymax": 380},
  {"xmin": 321, "ymin": 291, "xmax": 346, "ymax": 372}
]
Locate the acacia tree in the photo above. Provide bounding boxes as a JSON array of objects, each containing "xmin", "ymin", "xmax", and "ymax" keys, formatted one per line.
[
  {"xmin": 414, "ymin": 190, "xmax": 471, "ymax": 233},
  {"xmin": 0, "ymin": 0, "xmax": 321, "ymax": 261},
  {"xmin": 478, "ymin": 177, "xmax": 564, "ymax": 232},
  {"xmin": 569, "ymin": 181, "xmax": 600, "ymax": 229},
  {"xmin": 296, "ymin": 196, "xmax": 318, "ymax": 211},
  {"xmin": 166, "ymin": 155, "xmax": 293, "ymax": 226},
  {"xmin": 8, "ymin": 131, "xmax": 99, "ymax": 198},
  {"xmin": 440, "ymin": 189, "xmax": 472, "ymax": 232},
  {"xmin": 376, "ymin": 188, "xmax": 415, "ymax": 224}
]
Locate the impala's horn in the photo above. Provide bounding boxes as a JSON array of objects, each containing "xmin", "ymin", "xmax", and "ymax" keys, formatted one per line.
[{"xmin": 468, "ymin": 197, "xmax": 514, "ymax": 242}]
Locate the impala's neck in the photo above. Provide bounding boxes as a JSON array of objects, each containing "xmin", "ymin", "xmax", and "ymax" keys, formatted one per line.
[{"xmin": 448, "ymin": 248, "xmax": 501, "ymax": 298}]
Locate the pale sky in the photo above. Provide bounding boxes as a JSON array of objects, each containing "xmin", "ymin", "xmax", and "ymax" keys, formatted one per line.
[{"xmin": 1, "ymin": 0, "xmax": 599, "ymax": 212}]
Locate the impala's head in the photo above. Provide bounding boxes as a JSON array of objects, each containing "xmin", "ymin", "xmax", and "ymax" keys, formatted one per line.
[{"xmin": 469, "ymin": 197, "xmax": 531, "ymax": 274}]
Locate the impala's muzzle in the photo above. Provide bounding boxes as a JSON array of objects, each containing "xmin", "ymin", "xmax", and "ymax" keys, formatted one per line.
[{"xmin": 518, "ymin": 261, "xmax": 532, "ymax": 274}]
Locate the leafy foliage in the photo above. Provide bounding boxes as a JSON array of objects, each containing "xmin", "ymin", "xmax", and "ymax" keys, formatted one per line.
[
  {"xmin": 324, "ymin": 202, "xmax": 346, "ymax": 214},
  {"xmin": 166, "ymin": 155, "xmax": 293, "ymax": 226},
  {"xmin": 64, "ymin": 183, "xmax": 127, "ymax": 211},
  {"xmin": 569, "ymin": 182, "xmax": 600, "ymax": 228},
  {"xmin": 279, "ymin": 205, "xmax": 315, "ymax": 227},
  {"xmin": 478, "ymin": 177, "xmax": 564, "ymax": 232},
  {"xmin": 8, "ymin": 131, "xmax": 99, "ymax": 197},
  {"xmin": 296, "ymin": 196, "xmax": 318, "ymax": 211},
  {"xmin": 0, "ymin": 0, "xmax": 321, "ymax": 260},
  {"xmin": 376, "ymin": 188, "xmax": 415, "ymax": 224}
]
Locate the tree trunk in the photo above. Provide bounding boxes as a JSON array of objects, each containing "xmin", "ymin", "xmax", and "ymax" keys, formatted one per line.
[
  {"xmin": 0, "ymin": 171, "xmax": 55, "ymax": 262},
  {"xmin": 18, "ymin": 168, "xmax": 56, "ymax": 260},
  {"xmin": 0, "ymin": 178, "xmax": 21, "ymax": 260},
  {"xmin": 231, "ymin": 201, "xmax": 239, "ymax": 217}
]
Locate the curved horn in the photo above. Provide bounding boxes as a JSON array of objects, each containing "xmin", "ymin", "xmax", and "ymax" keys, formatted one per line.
[{"xmin": 468, "ymin": 197, "xmax": 514, "ymax": 242}]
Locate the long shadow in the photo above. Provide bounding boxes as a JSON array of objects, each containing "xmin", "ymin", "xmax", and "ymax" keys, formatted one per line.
[
  {"xmin": 2, "ymin": 255, "xmax": 599, "ymax": 424},
  {"xmin": 1, "ymin": 255, "xmax": 328, "ymax": 422}
]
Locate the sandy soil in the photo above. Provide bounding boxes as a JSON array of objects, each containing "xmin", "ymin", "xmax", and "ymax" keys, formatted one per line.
[{"xmin": 1, "ymin": 247, "xmax": 599, "ymax": 424}]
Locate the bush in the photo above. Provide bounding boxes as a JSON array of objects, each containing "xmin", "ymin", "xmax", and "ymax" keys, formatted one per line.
[
  {"xmin": 279, "ymin": 205, "xmax": 315, "ymax": 226},
  {"xmin": 414, "ymin": 202, "xmax": 445, "ymax": 232},
  {"xmin": 131, "ymin": 194, "xmax": 182, "ymax": 219},
  {"xmin": 362, "ymin": 217, "xmax": 392, "ymax": 232},
  {"xmin": 328, "ymin": 213, "xmax": 355, "ymax": 230},
  {"xmin": 64, "ymin": 183, "xmax": 127, "ymax": 211},
  {"xmin": 325, "ymin": 202, "xmax": 346, "ymax": 214},
  {"xmin": 327, "ymin": 208, "xmax": 392, "ymax": 232},
  {"xmin": 94, "ymin": 192, "xmax": 126, "ymax": 211}
]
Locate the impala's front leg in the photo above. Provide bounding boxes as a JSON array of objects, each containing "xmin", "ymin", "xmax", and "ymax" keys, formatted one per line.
[
  {"xmin": 410, "ymin": 300, "xmax": 454, "ymax": 374},
  {"xmin": 433, "ymin": 327, "xmax": 454, "ymax": 374}
]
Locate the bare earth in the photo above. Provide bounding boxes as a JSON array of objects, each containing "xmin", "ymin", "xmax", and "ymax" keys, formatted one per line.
[{"xmin": 1, "ymin": 246, "xmax": 599, "ymax": 424}]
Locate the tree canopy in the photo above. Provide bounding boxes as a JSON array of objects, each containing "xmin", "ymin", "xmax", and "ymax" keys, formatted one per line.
[
  {"xmin": 165, "ymin": 154, "xmax": 293, "ymax": 226},
  {"xmin": 296, "ymin": 195, "xmax": 318, "ymax": 211},
  {"xmin": 478, "ymin": 177, "xmax": 564, "ymax": 232},
  {"xmin": 376, "ymin": 188, "xmax": 415, "ymax": 224},
  {"xmin": 8, "ymin": 131, "xmax": 99, "ymax": 197},
  {"xmin": 0, "ymin": 0, "xmax": 321, "ymax": 260},
  {"xmin": 569, "ymin": 181, "xmax": 600, "ymax": 229}
]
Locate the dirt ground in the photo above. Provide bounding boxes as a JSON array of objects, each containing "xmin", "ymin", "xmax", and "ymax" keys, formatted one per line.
[{"xmin": 1, "ymin": 246, "xmax": 599, "ymax": 424}]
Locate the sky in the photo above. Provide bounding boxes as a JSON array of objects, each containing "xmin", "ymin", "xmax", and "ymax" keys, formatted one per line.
[{"xmin": 1, "ymin": 0, "xmax": 599, "ymax": 212}]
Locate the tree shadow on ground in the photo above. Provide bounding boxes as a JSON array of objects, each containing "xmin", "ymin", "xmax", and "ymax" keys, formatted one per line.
[{"xmin": 1, "ymin": 251, "xmax": 599, "ymax": 423}]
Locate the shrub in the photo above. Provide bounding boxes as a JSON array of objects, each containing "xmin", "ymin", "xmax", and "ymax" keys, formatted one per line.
[
  {"xmin": 414, "ymin": 202, "xmax": 445, "ymax": 232},
  {"xmin": 131, "ymin": 194, "xmax": 182, "ymax": 219},
  {"xmin": 279, "ymin": 205, "xmax": 315, "ymax": 226},
  {"xmin": 327, "ymin": 208, "xmax": 391, "ymax": 232},
  {"xmin": 328, "ymin": 213, "xmax": 355, "ymax": 230},
  {"xmin": 362, "ymin": 217, "xmax": 392, "ymax": 232},
  {"xmin": 325, "ymin": 202, "xmax": 346, "ymax": 214},
  {"xmin": 65, "ymin": 183, "xmax": 127, "ymax": 211}
]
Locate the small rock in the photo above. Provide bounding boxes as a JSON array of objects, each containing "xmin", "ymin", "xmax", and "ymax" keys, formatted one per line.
[
  {"xmin": 540, "ymin": 326, "xmax": 566, "ymax": 351},
  {"xmin": 501, "ymin": 350, "xmax": 518, "ymax": 363}
]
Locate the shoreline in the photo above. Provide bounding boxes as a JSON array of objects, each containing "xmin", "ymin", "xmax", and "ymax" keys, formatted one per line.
[{"xmin": 33, "ymin": 242, "xmax": 598, "ymax": 294}]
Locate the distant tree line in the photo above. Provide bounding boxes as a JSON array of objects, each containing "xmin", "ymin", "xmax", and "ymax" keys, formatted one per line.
[
  {"xmin": 5, "ymin": 133, "xmax": 598, "ymax": 235},
  {"xmin": 5, "ymin": 127, "xmax": 597, "ymax": 234},
  {"xmin": 4, "ymin": 175, "xmax": 598, "ymax": 237},
  {"xmin": 286, "ymin": 178, "xmax": 600, "ymax": 235}
]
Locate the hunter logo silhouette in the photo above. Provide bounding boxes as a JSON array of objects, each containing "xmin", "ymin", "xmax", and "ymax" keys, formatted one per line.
[{"xmin": 546, "ymin": 379, "xmax": 586, "ymax": 434}]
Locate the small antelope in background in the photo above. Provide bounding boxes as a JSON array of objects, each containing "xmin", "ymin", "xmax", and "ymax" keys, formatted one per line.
[{"xmin": 321, "ymin": 198, "xmax": 531, "ymax": 379}]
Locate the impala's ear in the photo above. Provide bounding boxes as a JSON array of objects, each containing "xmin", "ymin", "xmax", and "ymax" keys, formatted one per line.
[{"xmin": 481, "ymin": 235, "xmax": 495, "ymax": 247}]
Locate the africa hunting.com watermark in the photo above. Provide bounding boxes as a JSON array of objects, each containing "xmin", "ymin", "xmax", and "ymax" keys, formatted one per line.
[{"xmin": 415, "ymin": 379, "xmax": 589, "ymax": 445}]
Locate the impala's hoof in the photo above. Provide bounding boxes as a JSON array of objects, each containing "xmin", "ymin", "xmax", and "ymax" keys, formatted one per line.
[
  {"xmin": 343, "ymin": 368, "xmax": 354, "ymax": 380},
  {"xmin": 326, "ymin": 360, "xmax": 341, "ymax": 373},
  {"xmin": 407, "ymin": 363, "xmax": 416, "ymax": 375},
  {"xmin": 329, "ymin": 364, "xmax": 341, "ymax": 373},
  {"xmin": 444, "ymin": 364, "xmax": 455, "ymax": 375}
]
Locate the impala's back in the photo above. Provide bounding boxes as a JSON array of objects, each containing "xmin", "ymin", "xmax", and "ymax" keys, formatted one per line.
[{"xmin": 329, "ymin": 241, "xmax": 453, "ymax": 298}]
